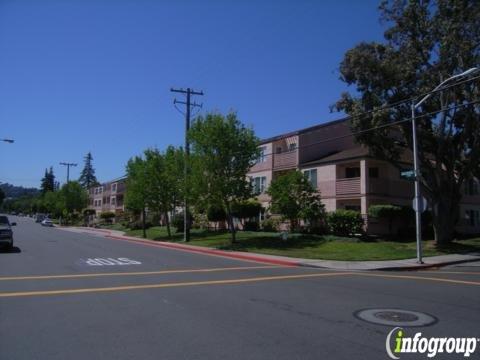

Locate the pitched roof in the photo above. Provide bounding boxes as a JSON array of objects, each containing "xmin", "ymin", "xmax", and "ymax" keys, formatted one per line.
[
  {"xmin": 300, "ymin": 146, "xmax": 413, "ymax": 167},
  {"xmin": 260, "ymin": 117, "xmax": 349, "ymax": 144}
]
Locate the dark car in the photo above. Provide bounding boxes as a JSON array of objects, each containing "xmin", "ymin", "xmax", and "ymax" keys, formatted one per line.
[{"xmin": 0, "ymin": 215, "xmax": 16, "ymax": 250}]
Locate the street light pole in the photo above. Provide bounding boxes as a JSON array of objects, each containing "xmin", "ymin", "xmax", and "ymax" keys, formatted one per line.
[
  {"xmin": 411, "ymin": 102, "xmax": 423, "ymax": 263},
  {"xmin": 411, "ymin": 67, "xmax": 478, "ymax": 264}
]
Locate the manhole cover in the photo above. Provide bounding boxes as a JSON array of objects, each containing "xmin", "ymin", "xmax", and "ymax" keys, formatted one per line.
[
  {"xmin": 375, "ymin": 311, "xmax": 419, "ymax": 322},
  {"xmin": 355, "ymin": 308, "xmax": 437, "ymax": 327}
]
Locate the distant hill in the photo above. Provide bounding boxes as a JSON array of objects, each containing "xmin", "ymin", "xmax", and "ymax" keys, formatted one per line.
[{"xmin": 0, "ymin": 183, "xmax": 40, "ymax": 199}]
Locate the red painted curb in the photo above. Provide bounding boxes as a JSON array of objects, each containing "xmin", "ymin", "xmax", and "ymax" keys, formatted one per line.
[{"xmin": 104, "ymin": 234, "xmax": 299, "ymax": 267}]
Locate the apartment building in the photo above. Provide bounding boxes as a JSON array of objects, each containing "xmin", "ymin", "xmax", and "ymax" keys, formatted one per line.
[
  {"xmin": 248, "ymin": 118, "xmax": 480, "ymax": 234},
  {"xmin": 88, "ymin": 176, "xmax": 127, "ymax": 216}
]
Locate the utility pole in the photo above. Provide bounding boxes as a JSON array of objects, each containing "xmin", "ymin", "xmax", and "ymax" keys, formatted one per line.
[
  {"xmin": 170, "ymin": 87, "xmax": 203, "ymax": 242},
  {"xmin": 59, "ymin": 162, "xmax": 77, "ymax": 183}
]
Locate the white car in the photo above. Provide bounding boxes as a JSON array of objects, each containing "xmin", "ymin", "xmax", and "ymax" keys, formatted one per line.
[{"xmin": 41, "ymin": 219, "xmax": 54, "ymax": 227}]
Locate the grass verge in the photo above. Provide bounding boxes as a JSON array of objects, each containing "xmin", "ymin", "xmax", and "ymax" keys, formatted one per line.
[{"xmin": 100, "ymin": 225, "xmax": 480, "ymax": 261}]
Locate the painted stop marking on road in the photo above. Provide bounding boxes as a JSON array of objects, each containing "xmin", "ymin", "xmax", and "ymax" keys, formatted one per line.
[{"xmin": 83, "ymin": 257, "xmax": 142, "ymax": 266}]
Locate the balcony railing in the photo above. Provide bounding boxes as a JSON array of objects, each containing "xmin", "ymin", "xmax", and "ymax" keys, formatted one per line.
[
  {"xmin": 336, "ymin": 177, "xmax": 360, "ymax": 196},
  {"xmin": 273, "ymin": 150, "xmax": 298, "ymax": 170}
]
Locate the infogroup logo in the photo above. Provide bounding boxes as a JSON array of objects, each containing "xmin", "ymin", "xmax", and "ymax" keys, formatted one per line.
[{"xmin": 385, "ymin": 327, "xmax": 479, "ymax": 359}]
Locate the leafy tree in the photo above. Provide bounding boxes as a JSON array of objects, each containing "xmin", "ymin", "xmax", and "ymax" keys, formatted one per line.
[
  {"xmin": 78, "ymin": 152, "xmax": 99, "ymax": 189},
  {"xmin": 164, "ymin": 146, "xmax": 185, "ymax": 217},
  {"xmin": 267, "ymin": 171, "xmax": 325, "ymax": 231},
  {"xmin": 61, "ymin": 181, "xmax": 88, "ymax": 217},
  {"xmin": 145, "ymin": 147, "xmax": 182, "ymax": 238},
  {"xmin": 189, "ymin": 112, "xmax": 260, "ymax": 243},
  {"xmin": 125, "ymin": 156, "xmax": 149, "ymax": 238},
  {"xmin": 335, "ymin": 0, "xmax": 480, "ymax": 245},
  {"xmin": 42, "ymin": 191, "xmax": 64, "ymax": 218}
]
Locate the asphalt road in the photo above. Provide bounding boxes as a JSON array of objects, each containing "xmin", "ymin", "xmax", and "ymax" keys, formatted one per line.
[{"xmin": 1, "ymin": 215, "xmax": 479, "ymax": 360}]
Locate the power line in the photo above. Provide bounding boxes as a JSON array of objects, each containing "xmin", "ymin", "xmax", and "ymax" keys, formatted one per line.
[
  {"xmin": 59, "ymin": 162, "xmax": 77, "ymax": 183},
  {"xmin": 170, "ymin": 87, "xmax": 204, "ymax": 242},
  {"xmin": 330, "ymin": 74, "xmax": 480, "ymax": 124}
]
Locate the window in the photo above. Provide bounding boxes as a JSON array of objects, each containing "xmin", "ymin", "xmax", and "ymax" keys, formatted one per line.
[
  {"xmin": 289, "ymin": 143, "xmax": 297, "ymax": 151},
  {"xmin": 345, "ymin": 167, "xmax": 360, "ymax": 178},
  {"xmin": 252, "ymin": 176, "xmax": 267, "ymax": 194},
  {"xmin": 303, "ymin": 169, "xmax": 317, "ymax": 189},
  {"xmin": 257, "ymin": 146, "xmax": 267, "ymax": 163},
  {"xmin": 111, "ymin": 196, "xmax": 116, "ymax": 206},
  {"xmin": 465, "ymin": 179, "xmax": 479, "ymax": 196},
  {"xmin": 466, "ymin": 210, "xmax": 480, "ymax": 227},
  {"xmin": 111, "ymin": 183, "xmax": 117, "ymax": 193},
  {"xmin": 276, "ymin": 147, "xmax": 282, "ymax": 154},
  {"xmin": 369, "ymin": 167, "xmax": 379, "ymax": 178}
]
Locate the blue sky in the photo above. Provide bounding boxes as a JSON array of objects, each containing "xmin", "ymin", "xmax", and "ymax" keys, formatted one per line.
[{"xmin": 0, "ymin": 0, "xmax": 385, "ymax": 188}]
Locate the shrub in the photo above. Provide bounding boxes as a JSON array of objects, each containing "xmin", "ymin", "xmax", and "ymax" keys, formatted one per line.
[
  {"xmin": 244, "ymin": 220, "xmax": 259, "ymax": 231},
  {"xmin": 231, "ymin": 200, "xmax": 262, "ymax": 220},
  {"xmin": 192, "ymin": 211, "xmax": 209, "ymax": 229},
  {"xmin": 128, "ymin": 220, "xmax": 152, "ymax": 230},
  {"xmin": 172, "ymin": 212, "xmax": 192, "ymax": 233},
  {"xmin": 207, "ymin": 205, "xmax": 227, "ymax": 222},
  {"xmin": 368, "ymin": 205, "xmax": 402, "ymax": 235},
  {"xmin": 327, "ymin": 210, "xmax": 364, "ymax": 236},
  {"xmin": 260, "ymin": 217, "xmax": 281, "ymax": 232},
  {"xmin": 100, "ymin": 211, "xmax": 115, "ymax": 224}
]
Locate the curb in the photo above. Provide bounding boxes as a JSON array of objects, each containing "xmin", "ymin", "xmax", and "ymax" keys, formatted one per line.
[
  {"xmin": 371, "ymin": 257, "xmax": 480, "ymax": 271},
  {"xmin": 104, "ymin": 234, "xmax": 300, "ymax": 267},
  {"xmin": 63, "ymin": 227, "xmax": 480, "ymax": 271}
]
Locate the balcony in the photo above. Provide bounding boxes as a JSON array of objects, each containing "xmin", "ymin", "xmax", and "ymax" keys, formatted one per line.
[
  {"xmin": 336, "ymin": 177, "xmax": 360, "ymax": 196},
  {"xmin": 273, "ymin": 150, "xmax": 298, "ymax": 170},
  {"xmin": 368, "ymin": 178, "xmax": 414, "ymax": 197},
  {"xmin": 250, "ymin": 154, "xmax": 273, "ymax": 172}
]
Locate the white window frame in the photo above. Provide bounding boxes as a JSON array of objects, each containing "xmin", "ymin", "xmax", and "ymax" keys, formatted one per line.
[
  {"xmin": 257, "ymin": 146, "xmax": 267, "ymax": 163},
  {"xmin": 303, "ymin": 168, "xmax": 318, "ymax": 189},
  {"xmin": 253, "ymin": 176, "xmax": 267, "ymax": 194}
]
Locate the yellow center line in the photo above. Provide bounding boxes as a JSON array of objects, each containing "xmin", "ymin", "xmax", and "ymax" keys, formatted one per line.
[
  {"xmin": 352, "ymin": 272, "xmax": 480, "ymax": 286},
  {"xmin": 0, "ymin": 266, "xmax": 282, "ymax": 282},
  {"xmin": 419, "ymin": 270, "xmax": 480, "ymax": 276},
  {"xmin": 0, "ymin": 272, "xmax": 352, "ymax": 298}
]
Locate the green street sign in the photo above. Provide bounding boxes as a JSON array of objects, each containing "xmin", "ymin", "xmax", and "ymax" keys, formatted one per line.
[{"xmin": 400, "ymin": 170, "xmax": 416, "ymax": 180}]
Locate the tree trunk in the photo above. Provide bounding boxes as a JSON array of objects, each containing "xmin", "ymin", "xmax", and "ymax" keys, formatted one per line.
[
  {"xmin": 226, "ymin": 204, "xmax": 236, "ymax": 244},
  {"xmin": 142, "ymin": 207, "xmax": 146, "ymax": 239},
  {"xmin": 164, "ymin": 210, "xmax": 171, "ymax": 239},
  {"xmin": 431, "ymin": 195, "xmax": 458, "ymax": 247},
  {"xmin": 228, "ymin": 213, "xmax": 236, "ymax": 244}
]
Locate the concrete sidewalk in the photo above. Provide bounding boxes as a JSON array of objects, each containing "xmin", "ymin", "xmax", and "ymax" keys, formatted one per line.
[{"xmin": 59, "ymin": 226, "xmax": 480, "ymax": 271}]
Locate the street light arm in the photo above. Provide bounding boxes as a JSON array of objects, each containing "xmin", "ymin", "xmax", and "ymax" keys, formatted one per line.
[{"xmin": 414, "ymin": 67, "xmax": 479, "ymax": 109}]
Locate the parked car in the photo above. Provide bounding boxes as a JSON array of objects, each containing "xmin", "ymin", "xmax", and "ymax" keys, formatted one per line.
[
  {"xmin": 35, "ymin": 214, "xmax": 46, "ymax": 223},
  {"xmin": 0, "ymin": 215, "xmax": 16, "ymax": 249},
  {"xmin": 41, "ymin": 219, "xmax": 54, "ymax": 227}
]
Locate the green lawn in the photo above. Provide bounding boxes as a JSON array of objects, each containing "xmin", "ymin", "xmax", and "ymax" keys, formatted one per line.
[{"xmin": 100, "ymin": 225, "xmax": 480, "ymax": 261}]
